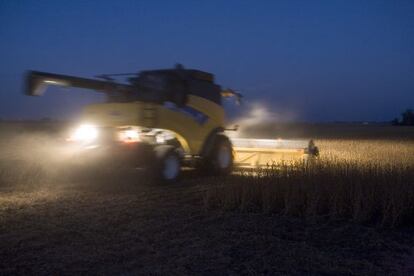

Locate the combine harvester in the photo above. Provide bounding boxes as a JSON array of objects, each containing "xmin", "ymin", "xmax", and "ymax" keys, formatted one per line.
[{"xmin": 25, "ymin": 65, "xmax": 318, "ymax": 181}]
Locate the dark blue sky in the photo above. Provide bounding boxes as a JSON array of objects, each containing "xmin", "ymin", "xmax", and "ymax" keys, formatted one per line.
[{"xmin": 1, "ymin": 0, "xmax": 413, "ymax": 121}]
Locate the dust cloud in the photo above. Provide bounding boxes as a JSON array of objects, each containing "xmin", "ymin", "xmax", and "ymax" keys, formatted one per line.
[
  {"xmin": 0, "ymin": 125, "xmax": 81, "ymax": 189},
  {"xmin": 226, "ymin": 102, "xmax": 298, "ymax": 138}
]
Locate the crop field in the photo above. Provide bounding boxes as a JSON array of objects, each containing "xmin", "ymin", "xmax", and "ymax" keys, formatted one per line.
[
  {"xmin": 207, "ymin": 141, "xmax": 414, "ymax": 227},
  {"xmin": 1, "ymin": 121, "xmax": 414, "ymax": 274}
]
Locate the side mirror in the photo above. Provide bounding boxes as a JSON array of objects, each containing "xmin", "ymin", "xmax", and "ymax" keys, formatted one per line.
[{"xmin": 221, "ymin": 88, "xmax": 243, "ymax": 105}]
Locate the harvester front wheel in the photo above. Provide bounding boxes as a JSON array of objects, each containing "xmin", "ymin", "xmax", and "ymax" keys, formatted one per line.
[
  {"xmin": 152, "ymin": 145, "xmax": 181, "ymax": 183},
  {"xmin": 201, "ymin": 135, "xmax": 233, "ymax": 175}
]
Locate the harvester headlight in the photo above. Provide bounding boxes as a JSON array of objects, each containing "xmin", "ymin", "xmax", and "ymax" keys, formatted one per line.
[
  {"xmin": 119, "ymin": 128, "xmax": 140, "ymax": 143},
  {"xmin": 70, "ymin": 124, "xmax": 98, "ymax": 142},
  {"xmin": 155, "ymin": 134, "xmax": 165, "ymax": 144}
]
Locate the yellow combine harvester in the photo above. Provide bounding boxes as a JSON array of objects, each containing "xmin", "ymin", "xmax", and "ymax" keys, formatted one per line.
[{"xmin": 25, "ymin": 65, "xmax": 318, "ymax": 181}]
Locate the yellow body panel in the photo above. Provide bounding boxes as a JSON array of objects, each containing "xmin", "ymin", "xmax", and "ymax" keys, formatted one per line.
[{"xmin": 81, "ymin": 95, "xmax": 224, "ymax": 155}]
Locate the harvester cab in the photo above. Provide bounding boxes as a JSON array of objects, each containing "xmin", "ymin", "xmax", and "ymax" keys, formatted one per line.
[{"xmin": 25, "ymin": 64, "xmax": 318, "ymax": 181}]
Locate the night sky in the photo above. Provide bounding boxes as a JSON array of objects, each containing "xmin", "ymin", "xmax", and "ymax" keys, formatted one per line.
[{"xmin": 0, "ymin": 0, "xmax": 413, "ymax": 122}]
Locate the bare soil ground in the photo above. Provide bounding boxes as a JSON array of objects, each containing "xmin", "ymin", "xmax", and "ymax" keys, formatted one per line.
[{"xmin": 1, "ymin": 121, "xmax": 413, "ymax": 275}]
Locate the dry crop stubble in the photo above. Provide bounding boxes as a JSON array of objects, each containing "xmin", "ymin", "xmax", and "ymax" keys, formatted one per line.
[{"xmin": 205, "ymin": 138, "xmax": 414, "ymax": 227}]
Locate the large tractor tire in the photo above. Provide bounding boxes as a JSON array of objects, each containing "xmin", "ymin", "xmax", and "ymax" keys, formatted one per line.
[
  {"xmin": 151, "ymin": 145, "xmax": 182, "ymax": 183},
  {"xmin": 200, "ymin": 135, "xmax": 233, "ymax": 176}
]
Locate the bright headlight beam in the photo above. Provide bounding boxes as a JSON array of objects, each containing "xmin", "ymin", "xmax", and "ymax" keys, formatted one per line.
[
  {"xmin": 71, "ymin": 124, "xmax": 98, "ymax": 142},
  {"xmin": 124, "ymin": 130, "xmax": 139, "ymax": 140},
  {"xmin": 119, "ymin": 129, "xmax": 140, "ymax": 143}
]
